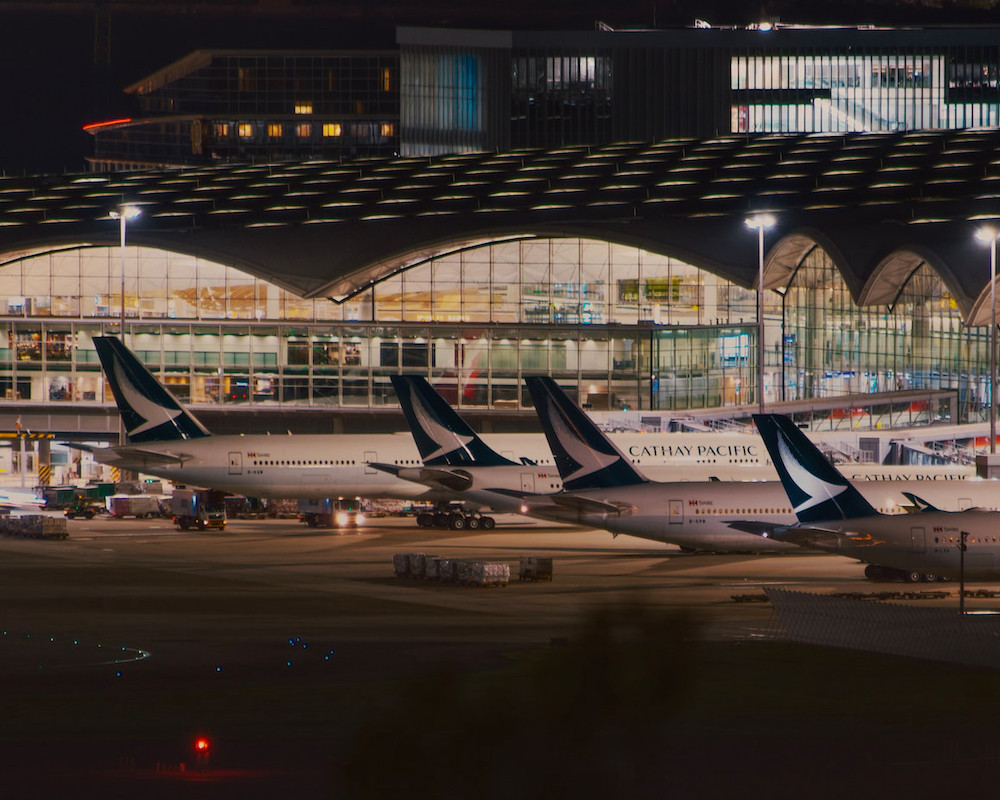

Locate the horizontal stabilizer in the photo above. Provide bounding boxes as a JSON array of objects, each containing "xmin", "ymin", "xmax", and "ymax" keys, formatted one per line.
[{"xmin": 90, "ymin": 447, "xmax": 191, "ymax": 469}]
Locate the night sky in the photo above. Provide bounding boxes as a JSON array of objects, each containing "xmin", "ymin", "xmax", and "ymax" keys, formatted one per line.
[{"xmin": 1, "ymin": 0, "xmax": 998, "ymax": 175}]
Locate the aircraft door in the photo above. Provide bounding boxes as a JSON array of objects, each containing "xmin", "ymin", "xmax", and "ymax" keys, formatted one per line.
[
  {"xmin": 910, "ymin": 526, "xmax": 926, "ymax": 554},
  {"xmin": 521, "ymin": 473, "xmax": 536, "ymax": 493},
  {"xmin": 668, "ymin": 499, "xmax": 683, "ymax": 525},
  {"xmin": 228, "ymin": 452, "xmax": 242, "ymax": 475},
  {"xmin": 364, "ymin": 451, "xmax": 377, "ymax": 475}
]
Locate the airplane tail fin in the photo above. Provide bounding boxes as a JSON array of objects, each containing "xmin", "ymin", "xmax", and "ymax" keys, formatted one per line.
[
  {"xmin": 753, "ymin": 414, "xmax": 877, "ymax": 523},
  {"xmin": 389, "ymin": 374, "xmax": 516, "ymax": 467},
  {"xmin": 524, "ymin": 376, "xmax": 646, "ymax": 491},
  {"xmin": 94, "ymin": 336, "xmax": 211, "ymax": 443}
]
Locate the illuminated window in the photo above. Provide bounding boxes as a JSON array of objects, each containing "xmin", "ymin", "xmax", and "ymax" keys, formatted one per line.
[
  {"xmin": 380, "ymin": 123, "xmax": 395, "ymax": 137},
  {"xmin": 296, "ymin": 123, "xmax": 312, "ymax": 138},
  {"xmin": 382, "ymin": 67, "xmax": 392, "ymax": 92},
  {"xmin": 215, "ymin": 123, "xmax": 230, "ymax": 137},
  {"xmin": 294, "ymin": 102, "xmax": 313, "ymax": 115},
  {"xmin": 323, "ymin": 123, "xmax": 343, "ymax": 137},
  {"xmin": 267, "ymin": 123, "xmax": 283, "ymax": 138},
  {"xmin": 238, "ymin": 123, "xmax": 253, "ymax": 138}
]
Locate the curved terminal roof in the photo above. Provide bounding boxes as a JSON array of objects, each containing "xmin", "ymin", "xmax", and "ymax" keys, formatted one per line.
[{"xmin": 3, "ymin": 129, "xmax": 1000, "ymax": 321}]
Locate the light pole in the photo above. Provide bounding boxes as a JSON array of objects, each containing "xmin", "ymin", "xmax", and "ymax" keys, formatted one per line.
[
  {"xmin": 746, "ymin": 213, "xmax": 776, "ymax": 413},
  {"xmin": 109, "ymin": 204, "xmax": 141, "ymax": 346},
  {"xmin": 976, "ymin": 225, "xmax": 998, "ymax": 454},
  {"xmin": 109, "ymin": 204, "xmax": 140, "ymax": 450}
]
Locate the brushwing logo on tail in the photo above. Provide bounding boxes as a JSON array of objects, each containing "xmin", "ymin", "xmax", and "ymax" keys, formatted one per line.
[
  {"xmin": 546, "ymin": 395, "xmax": 618, "ymax": 483},
  {"xmin": 407, "ymin": 382, "xmax": 474, "ymax": 462},
  {"xmin": 775, "ymin": 428, "xmax": 846, "ymax": 514},
  {"xmin": 112, "ymin": 357, "xmax": 184, "ymax": 437}
]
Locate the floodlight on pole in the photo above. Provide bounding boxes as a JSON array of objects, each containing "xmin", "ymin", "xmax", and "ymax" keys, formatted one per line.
[
  {"xmin": 745, "ymin": 213, "xmax": 776, "ymax": 414},
  {"xmin": 976, "ymin": 224, "xmax": 999, "ymax": 454},
  {"xmin": 109, "ymin": 203, "xmax": 140, "ymax": 449},
  {"xmin": 108, "ymin": 204, "xmax": 141, "ymax": 344}
]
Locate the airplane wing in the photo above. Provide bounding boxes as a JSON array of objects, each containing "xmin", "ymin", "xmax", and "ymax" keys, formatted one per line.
[
  {"xmin": 489, "ymin": 490, "xmax": 635, "ymax": 517},
  {"xmin": 727, "ymin": 520, "xmax": 882, "ymax": 550},
  {"xmin": 548, "ymin": 494, "xmax": 636, "ymax": 516}
]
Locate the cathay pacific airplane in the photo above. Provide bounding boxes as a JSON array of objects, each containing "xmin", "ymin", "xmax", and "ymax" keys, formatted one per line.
[
  {"xmin": 371, "ymin": 374, "xmax": 564, "ymax": 527},
  {"xmin": 85, "ymin": 337, "xmax": 977, "ymax": 507},
  {"xmin": 377, "ymin": 375, "xmax": 1000, "ymax": 550},
  {"xmin": 730, "ymin": 414, "xmax": 1000, "ymax": 581}
]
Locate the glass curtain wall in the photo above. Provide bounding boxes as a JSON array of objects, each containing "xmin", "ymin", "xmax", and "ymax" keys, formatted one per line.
[
  {"xmin": 780, "ymin": 249, "xmax": 983, "ymax": 420},
  {"xmin": 0, "ymin": 237, "xmax": 988, "ymax": 414},
  {"xmin": 731, "ymin": 48, "xmax": 1000, "ymax": 132}
]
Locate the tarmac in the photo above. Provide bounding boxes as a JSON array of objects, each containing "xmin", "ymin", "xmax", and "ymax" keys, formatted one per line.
[{"xmin": 1, "ymin": 513, "xmax": 998, "ymax": 798}]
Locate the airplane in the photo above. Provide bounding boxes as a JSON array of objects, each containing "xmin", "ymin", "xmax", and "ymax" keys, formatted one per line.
[
  {"xmin": 379, "ymin": 375, "xmax": 1000, "ymax": 550},
  {"xmin": 85, "ymin": 335, "xmax": 934, "ymax": 507},
  {"xmin": 729, "ymin": 413, "xmax": 1000, "ymax": 581},
  {"xmin": 0, "ymin": 485, "xmax": 47, "ymax": 512},
  {"xmin": 371, "ymin": 374, "xmax": 564, "ymax": 528}
]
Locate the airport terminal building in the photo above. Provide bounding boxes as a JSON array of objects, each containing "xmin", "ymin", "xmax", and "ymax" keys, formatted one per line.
[{"xmin": 5, "ymin": 23, "xmax": 1000, "ymax": 469}]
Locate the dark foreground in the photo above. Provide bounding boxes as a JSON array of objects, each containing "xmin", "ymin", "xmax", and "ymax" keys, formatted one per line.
[{"xmin": 1, "ymin": 517, "xmax": 998, "ymax": 799}]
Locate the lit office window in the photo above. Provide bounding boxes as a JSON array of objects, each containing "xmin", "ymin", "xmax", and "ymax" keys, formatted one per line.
[
  {"xmin": 382, "ymin": 67, "xmax": 392, "ymax": 92},
  {"xmin": 294, "ymin": 102, "xmax": 314, "ymax": 115},
  {"xmin": 323, "ymin": 123, "xmax": 343, "ymax": 137},
  {"xmin": 215, "ymin": 123, "xmax": 230, "ymax": 137},
  {"xmin": 380, "ymin": 123, "xmax": 395, "ymax": 137},
  {"xmin": 296, "ymin": 123, "xmax": 312, "ymax": 138},
  {"xmin": 267, "ymin": 123, "xmax": 283, "ymax": 138},
  {"xmin": 238, "ymin": 123, "xmax": 253, "ymax": 138}
]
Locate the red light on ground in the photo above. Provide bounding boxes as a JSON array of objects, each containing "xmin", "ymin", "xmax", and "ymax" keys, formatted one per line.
[{"xmin": 194, "ymin": 737, "xmax": 210, "ymax": 753}]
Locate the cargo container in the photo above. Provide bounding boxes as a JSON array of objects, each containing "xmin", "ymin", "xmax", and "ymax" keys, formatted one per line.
[{"xmin": 107, "ymin": 494, "xmax": 162, "ymax": 519}]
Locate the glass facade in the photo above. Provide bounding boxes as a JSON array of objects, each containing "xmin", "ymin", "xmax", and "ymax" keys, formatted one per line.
[
  {"xmin": 731, "ymin": 49, "xmax": 1000, "ymax": 132},
  {"xmin": 0, "ymin": 236, "xmax": 989, "ymax": 418},
  {"xmin": 780, "ymin": 249, "xmax": 985, "ymax": 421},
  {"xmin": 400, "ymin": 28, "xmax": 1000, "ymax": 152}
]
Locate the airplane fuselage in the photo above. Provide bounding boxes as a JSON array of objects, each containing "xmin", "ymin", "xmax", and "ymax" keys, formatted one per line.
[
  {"xmin": 94, "ymin": 430, "xmax": 975, "ymax": 503},
  {"xmin": 407, "ymin": 471, "xmax": 1000, "ymax": 551},
  {"xmin": 784, "ymin": 510, "xmax": 1000, "ymax": 580}
]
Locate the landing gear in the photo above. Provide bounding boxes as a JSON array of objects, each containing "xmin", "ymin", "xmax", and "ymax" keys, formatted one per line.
[
  {"xmin": 414, "ymin": 505, "xmax": 495, "ymax": 530},
  {"xmin": 864, "ymin": 564, "xmax": 940, "ymax": 583}
]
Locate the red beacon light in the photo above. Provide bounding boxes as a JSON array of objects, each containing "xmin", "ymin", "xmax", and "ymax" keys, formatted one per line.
[{"xmin": 194, "ymin": 737, "xmax": 210, "ymax": 754}]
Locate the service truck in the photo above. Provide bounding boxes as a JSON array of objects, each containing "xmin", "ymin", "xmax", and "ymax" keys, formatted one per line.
[
  {"xmin": 170, "ymin": 489, "xmax": 226, "ymax": 530},
  {"xmin": 297, "ymin": 497, "xmax": 365, "ymax": 528}
]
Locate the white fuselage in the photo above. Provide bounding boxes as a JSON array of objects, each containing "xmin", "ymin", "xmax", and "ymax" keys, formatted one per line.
[
  {"xmin": 382, "ymin": 460, "xmax": 1000, "ymax": 551},
  {"xmin": 520, "ymin": 478, "xmax": 1000, "ymax": 551},
  {"xmin": 93, "ymin": 429, "xmax": 974, "ymax": 502},
  {"xmin": 788, "ymin": 510, "xmax": 1000, "ymax": 580}
]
